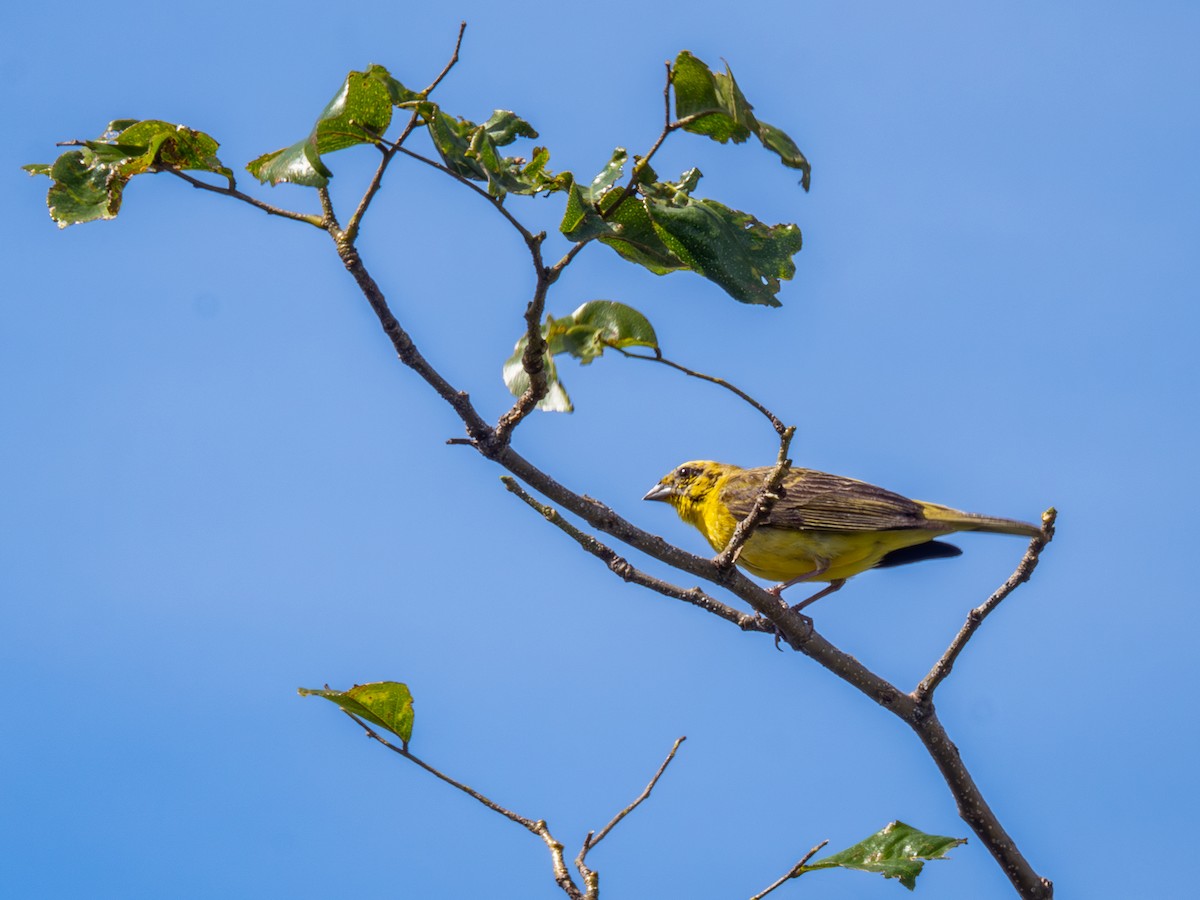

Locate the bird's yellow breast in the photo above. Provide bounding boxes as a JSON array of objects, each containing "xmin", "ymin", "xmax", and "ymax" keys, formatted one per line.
[{"xmin": 680, "ymin": 471, "xmax": 940, "ymax": 583}]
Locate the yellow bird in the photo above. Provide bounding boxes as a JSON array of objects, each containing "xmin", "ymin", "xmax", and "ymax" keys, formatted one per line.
[{"xmin": 643, "ymin": 460, "xmax": 1041, "ymax": 610}]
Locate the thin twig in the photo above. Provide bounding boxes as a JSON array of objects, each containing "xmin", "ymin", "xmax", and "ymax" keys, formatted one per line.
[
  {"xmin": 395, "ymin": 145, "xmax": 538, "ymax": 243},
  {"xmin": 159, "ymin": 168, "xmax": 324, "ymax": 226},
  {"xmin": 423, "ymin": 21, "xmax": 468, "ymax": 95},
  {"xmin": 501, "ymin": 477, "xmax": 767, "ymax": 631},
  {"xmin": 343, "ymin": 113, "xmax": 414, "ymax": 244},
  {"xmin": 617, "ymin": 349, "xmax": 788, "ymax": 434},
  {"xmin": 576, "ymin": 738, "xmax": 687, "ymax": 895},
  {"xmin": 344, "ymin": 711, "xmax": 538, "ymax": 829},
  {"xmin": 913, "ymin": 507, "xmax": 1057, "ymax": 704},
  {"xmin": 714, "ymin": 429, "xmax": 796, "ymax": 570},
  {"xmin": 343, "ymin": 710, "xmax": 584, "ymax": 899},
  {"xmin": 748, "ymin": 840, "xmax": 830, "ymax": 900},
  {"xmin": 583, "ymin": 737, "xmax": 686, "ymax": 856},
  {"xmin": 345, "ymin": 25, "xmax": 467, "ymax": 243}
]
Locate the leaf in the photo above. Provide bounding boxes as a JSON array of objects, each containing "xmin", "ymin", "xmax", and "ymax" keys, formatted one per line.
[
  {"xmin": 558, "ymin": 149, "xmax": 669, "ymax": 254},
  {"xmin": 503, "ymin": 300, "xmax": 659, "ymax": 412},
  {"xmin": 798, "ymin": 821, "xmax": 966, "ymax": 890},
  {"xmin": 107, "ymin": 120, "xmax": 234, "ymax": 181},
  {"xmin": 24, "ymin": 149, "xmax": 120, "ymax": 227},
  {"xmin": 299, "ymin": 681, "xmax": 415, "ymax": 747},
  {"xmin": 596, "ymin": 187, "xmax": 686, "ymax": 274},
  {"xmin": 503, "ymin": 337, "xmax": 573, "ymax": 413},
  {"xmin": 427, "ymin": 107, "xmax": 561, "ymax": 199},
  {"xmin": 248, "ymin": 67, "xmax": 398, "ymax": 187},
  {"xmin": 643, "ymin": 170, "xmax": 802, "ymax": 306},
  {"xmin": 547, "ymin": 300, "xmax": 659, "ymax": 364},
  {"xmin": 671, "ymin": 50, "xmax": 811, "ymax": 190},
  {"xmin": 672, "ymin": 50, "xmax": 754, "ymax": 143},
  {"xmin": 560, "ymin": 158, "xmax": 800, "ymax": 303},
  {"xmin": 24, "ymin": 120, "xmax": 232, "ymax": 227}
]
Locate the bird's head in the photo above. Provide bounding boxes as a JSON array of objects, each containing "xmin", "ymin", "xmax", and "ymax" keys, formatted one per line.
[{"xmin": 643, "ymin": 460, "xmax": 729, "ymax": 519}]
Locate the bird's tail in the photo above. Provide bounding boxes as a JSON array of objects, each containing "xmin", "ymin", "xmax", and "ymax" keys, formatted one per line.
[{"xmin": 919, "ymin": 503, "xmax": 1042, "ymax": 538}]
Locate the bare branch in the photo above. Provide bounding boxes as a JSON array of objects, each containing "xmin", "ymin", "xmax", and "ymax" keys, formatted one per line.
[
  {"xmin": 158, "ymin": 168, "xmax": 324, "ymax": 227},
  {"xmin": 749, "ymin": 840, "xmax": 829, "ymax": 900},
  {"xmin": 316, "ymin": 186, "xmax": 338, "ymax": 230},
  {"xmin": 581, "ymin": 737, "xmax": 686, "ymax": 858},
  {"xmin": 422, "ymin": 21, "xmax": 468, "ymax": 96},
  {"xmin": 343, "ymin": 710, "xmax": 585, "ymax": 899},
  {"xmin": 344, "ymin": 24, "xmax": 469, "ymax": 243},
  {"xmin": 494, "ymin": 256, "xmax": 552, "ymax": 444},
  {"xmin": 618, "ymin": 349, "xmax": 789, "ymax": 435},
  {"xmin": 395, "ymin": 145, "xmax": 538, "ymax": 243},
  {"xmin": 714, "ymin": 429, "xmax": 796, "ymax": 571},
  {"xmin": 908, "ymin": 709, "xmax": 1054, "ymax": 899},
  {"xmin": 576, "ymin": 738, "xmax": 687, "ymax": 896},
  {"xmin": 343, "ymin": 711, "xmax": 537, "ymax": 829},
  {"xmin": 913, "ymin": 507, "xmax": 1057, "ymax": 703},
  {"xmin": 501, "ymin": 477, "xmax": 767, "ymax": 631},
  {"xmin": 343, "ymin": 114, "xmax": 413, "ymax": 244}
]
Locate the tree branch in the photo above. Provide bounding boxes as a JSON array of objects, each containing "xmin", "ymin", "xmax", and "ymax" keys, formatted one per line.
[
  {"xmin": 501, "ymin": 477, "xmax": 767, "ymax": 631},
  {"xmin": 343, "ymin": 710, "xmax": 584, "ymax": 899},
  {"xmin": 576, "ymin": 736, "xmax": 687, "ymax": 893},
  {"xmin": 913, "ymin": 508, "xmax": 1057, "ymax": 704},
  {"xmin": 494, "ymin": 245, "xmax": 552, "ymax": 443},
  {"xmin": 908, "ymin": 709, "xmax": 1053, "ymax": 899},
  {"xmin": 714, "ymin": 428, "xmax": 795, "ymax": 571},
  {"xmin": 394, "ymin": 145, "xmax": 539, "ymax": 243},
  {"xmin": 343, "ymin": 21, "xmax": 467, "ymax": 243},
  {"xmin": 422, "ymin": 21, "xmax": 468, "ymax": 96},
  {"xmin": 158, "ymin": 168, "xmax": 324, "ymax": 227},
  {"xmin": 749, "ymin": 840, "xmax": 829, "ymax": 900},
  {"xmin": 320, "ymin": 81, "xmax": 1054, "ymax": 893},
  {"xmin": 617, "ymin": 349, "xmax": 788, "ymax": 434}
]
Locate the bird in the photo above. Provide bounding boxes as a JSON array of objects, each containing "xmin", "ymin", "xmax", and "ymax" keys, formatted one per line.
[{"xmin": 643, "ymin": 460, "xmax": 1042, "ymax": 611}]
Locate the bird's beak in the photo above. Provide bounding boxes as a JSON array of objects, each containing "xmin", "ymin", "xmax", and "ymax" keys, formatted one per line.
[{"xmin": 643, "ymin": 481, "xmax": 673, "ymax": 502}]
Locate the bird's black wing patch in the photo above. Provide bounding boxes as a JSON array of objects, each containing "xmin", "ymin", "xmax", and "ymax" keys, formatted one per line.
[{"xmin": 874, "ymin": 540, "xmax": 962, "ymax": 569}]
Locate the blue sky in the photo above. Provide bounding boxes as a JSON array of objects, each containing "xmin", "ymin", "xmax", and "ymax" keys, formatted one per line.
[{"xmin": 4, "ymin": 2, "xmax": 1198, "ymax": 898}]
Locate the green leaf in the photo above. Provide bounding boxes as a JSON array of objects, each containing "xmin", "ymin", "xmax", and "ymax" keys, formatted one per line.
[
  {"xmin": 547, "ymin": 300, "xmax": 659, "ymax": 364},
  {"xmin": 643, "ymin": 170, "xmax": 802, "ymax": 306},
  {"xmin": 503, "ymin": 337, "xmax": 573, "ymax": 412},
  {"xmin": 248, "ymin": 67, "xmax": 398, "ymax": 187},
  {"xmin": 426, "ymin": 107, "xmax": 558, "ymax": 199},
  {"xmin": 596, "ymin": 189, "xmax": 686, "ymax": 274},
  {"xmin": 503, "ymin": 301, "xmax": 659, "ymax": 412},
  {"xmin": 672, "ymin": 50, "xmax": 754, "ymax": 143},
  {"xmin": 25, "ymin": 120, "xmax": 232, "ymax": 227},
  {"xmin": 107, "ymin": 120, "xmax": 234, "ymax": 181},
  {"xmin": 25, "ymin": 149, "xmax": 120, "ymax": 227},
  {"xmin": 671, "ymin": 50, "xmax": 811, "ymax": 190},
  {"xmin": 799, "ymin": 821, "xmax": 966, "ymax": 890},
  {"xmin": 556, "ymin": 150, "xmax": 662, "ymax": 250},
  {"xmin": 560, "ymin": 179, "xmax": 607, "ymax": 242},
  {"xmin": 299, "ymin": 681, "xmax": 415, "ymax": 747},
  {"xmin": 559, "ymin": 160, "xmax": 801, "ymax": 303},
  {"xmin": 364, "ymin": 63, "xmax": 421, "ymax": 106}
]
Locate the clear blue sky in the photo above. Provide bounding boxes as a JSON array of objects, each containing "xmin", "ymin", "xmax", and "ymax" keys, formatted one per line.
[{"xmin": 4, "ymin": 2, "xmax": 1198, "ymax": 898}]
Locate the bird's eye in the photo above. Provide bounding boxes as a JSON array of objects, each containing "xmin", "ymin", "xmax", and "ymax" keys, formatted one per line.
[{"xmin": 677, "ymin": 466, "xmax": 698, "ymax": 480}]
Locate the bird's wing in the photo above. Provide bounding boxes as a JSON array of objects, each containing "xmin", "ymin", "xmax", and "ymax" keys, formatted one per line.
[{"xmin": 719, "ymin": 468, "xmax": 940, "ymax": 533}]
